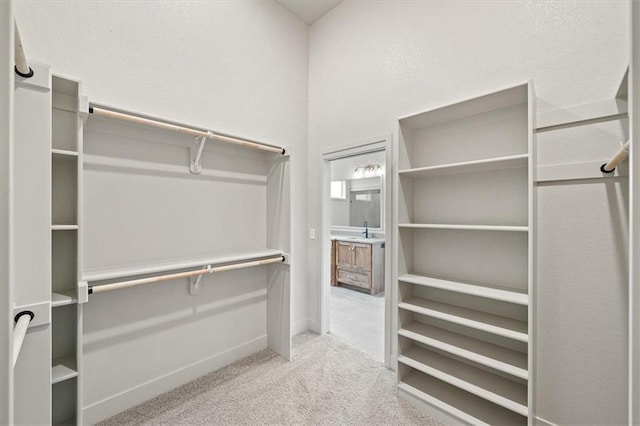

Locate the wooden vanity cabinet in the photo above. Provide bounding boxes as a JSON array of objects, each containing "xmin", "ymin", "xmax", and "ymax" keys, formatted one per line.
[{"xmin": 332, "ymin": 239, "xmax": 384, "ymax": 295}]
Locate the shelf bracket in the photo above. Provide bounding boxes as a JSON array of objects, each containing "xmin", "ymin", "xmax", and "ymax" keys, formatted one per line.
[
  {"xmin": 189, "ymin": 265, "xmax": 211, "ymax": 295},
  {"xmin": 190, "ymin": 132, "xmax": 213, "ymax": 174}
]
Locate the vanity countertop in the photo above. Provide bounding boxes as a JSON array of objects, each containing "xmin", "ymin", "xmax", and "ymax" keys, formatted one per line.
[{"xmin": 331, "ymin": 235, "xmax": 385, "ymax": 244}]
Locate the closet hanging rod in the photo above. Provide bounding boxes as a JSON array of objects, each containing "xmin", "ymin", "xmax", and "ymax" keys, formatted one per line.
[
  {"xmin": 13, "ymin": 311, "xmax": 34, "ymax": 368},
  {"xmin": 89, "ymin": 105, "xmax": 285, "ymax": 155},
  {"xmin": 14, "ymin": 20, "xmax": 33, "ymax": 78},
  {"xmin": 88, "ymin": 255, "xmax": 285, "ymax": 295},
  {"xmin": 601, "ymin": 140, "xmax": 630, "ymax": 173}
]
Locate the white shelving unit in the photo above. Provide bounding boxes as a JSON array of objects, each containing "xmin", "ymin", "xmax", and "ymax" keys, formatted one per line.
[
  {"xmin": 398, "ymin": 223, "xmax": 528, "ymax": 232},
  {"xmin": 82, "ymin": 249, "xmax": 284, "ymax": 283},
  {"xmin": 394, "ymin": 82, "xmax": 534, "ymax": 424},
  {"xmin": 51, "ymin": 74, "xmax": 83, "ymax": 425},
  {"xmin": 398, "ymin": 274, "xmax": 528, "ymax": 306}
]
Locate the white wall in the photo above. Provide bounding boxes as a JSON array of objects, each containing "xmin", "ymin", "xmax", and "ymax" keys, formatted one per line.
[
  {"xmin": 0, "ymin": 2, "xmax": 13, "ymax": 424},
  {"xmin": 307, "ymin": 1, "xmax": 629, "ymax": 423},
  {"xmin": 14, "ymin": 0, "xmax": 308, "ymax": 421},
  {"xmin": 308, "ymin": 0, "xmax": 628, "ymax": 320},
  {"xmin": 14, "ymin": 0, "xmax": 309, "ymax": 337},
  {"xmin": 14, "ymin": 0, "xmax": 308, "ymax": 339}
]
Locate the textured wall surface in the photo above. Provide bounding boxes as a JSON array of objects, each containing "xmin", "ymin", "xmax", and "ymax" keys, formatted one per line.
[
  {"xmin": 14, "ymin": 0, "xmax": 309, "ymax": 422},
  {"xmin": 14, "ymin": 0, "xmax": 309, "ymax": 335},
  {"xmin": 10, "ymin": 0, "xmax": 634, "ymax": 423},
  {"xmin": 307, "ymin": 1, "xmax": 629, "ymax": 423}
]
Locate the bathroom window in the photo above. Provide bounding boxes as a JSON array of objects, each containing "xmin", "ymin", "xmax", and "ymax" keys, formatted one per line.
[{"xmin": 331, "ymin": 181, "xmax": 346, "ymax": 200}]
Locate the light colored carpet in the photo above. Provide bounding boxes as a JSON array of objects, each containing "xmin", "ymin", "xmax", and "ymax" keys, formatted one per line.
[{"xmin": 99, "ymin": 332, "xmax": 447, "ymax": 425}]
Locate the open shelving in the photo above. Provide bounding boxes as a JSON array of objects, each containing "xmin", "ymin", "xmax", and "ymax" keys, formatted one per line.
[
  {"xmin": 52, "ymin": 225, "xmax": 78, "ymax": 231},
  {"xmin": 82, "ymin": 248, "xmax": 284, "ymax": 283},
  {"xmin": 398, "ymin": 321, "xmax": 528, "ymax": 380},
  {"xmin": 394, "ymin": 82, "xmax": 534, "ymax": 423},
  {"xmin": 52, "ymin": 149, "xmax": 79, "ymax": 158},
  {"xmin": 52, "ymin": 355, "xmax": 78, "ymax": 384},
  {"xmin": 51, "ymin": 290, "xmax": 78, "ymax": 308},
  {"xmin": 399, "ymin": 297, "xmax": 528, "ymax": 342},
  {"xmin": 399, "ymin": 344, "xmax": 528, "ymax": 415},
  {"xmin": 398, "ymin": 274, "xmax": 528, "ymax": 306},
  {"xmin": 398, "ymin": 153, "xmax": 528, "ymax": 178},
  {"xmin": 51, "ymin": 74, "xmax": 83, "ymax": 425},
  {"xmin": 398, "ymin": 223, "xmax": 528, "ymax": 232},
  {"xmin": 398, "ymin": 369, "xmax": 527, "ymax": 425}
]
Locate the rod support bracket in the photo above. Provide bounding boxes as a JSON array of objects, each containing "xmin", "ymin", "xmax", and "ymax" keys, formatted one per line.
[
  {"xmin": 190, "ymin": 133, "xmax": 213, "ymax": 174},
  {"xmin": 78, "ymin": 281, "xmax": 89, "ymax": 303},
  {"xmin": 190, "ymin": 265, "xmax": 211, "ymax": 295},
  {"xmin": 600, "ymin": 163, "xmax": 615, "ymax": 174},
  {"xmin": 13, "ymin": 301, "xmax": 49, "ymax": 328}
]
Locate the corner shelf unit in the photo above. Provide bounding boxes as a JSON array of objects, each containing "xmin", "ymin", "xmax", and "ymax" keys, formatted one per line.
[
  {"xmin": 394, "ymin": 82, "xmax": 534, "ymax": 424},
  {"xmin": 51, "ymin": 74, "xmax": 83, "ymax": 426}
]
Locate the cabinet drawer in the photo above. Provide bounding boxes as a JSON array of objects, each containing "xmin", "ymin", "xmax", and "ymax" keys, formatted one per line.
[{"xmin": 337, "ymin": 269, "xmax": 371, "ymax": 289}]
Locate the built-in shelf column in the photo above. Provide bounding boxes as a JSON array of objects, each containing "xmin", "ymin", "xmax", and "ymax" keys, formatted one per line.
[
  {"xmin": 394, "ymin": 82, "xmax": 534, "ymax": 425},
  {"xmin": 51, "ymin": 74, "xmax": 83, "ymax": 426}
]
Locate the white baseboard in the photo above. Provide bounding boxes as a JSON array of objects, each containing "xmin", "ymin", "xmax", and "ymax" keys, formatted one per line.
[
  {"xmin": 82, "ymin": 335, "xmax": 267, "ymax": 425},
  {"xmin": 535, "ymin": 416, "xmax": 558, "ymax": 426},
  {"xmin": 291, "ymin": 318, "xmax": 309, "ymax": 336},
  {"xmin": 307, "ymin": 318, "xmax": 320, "ymax": 333}
]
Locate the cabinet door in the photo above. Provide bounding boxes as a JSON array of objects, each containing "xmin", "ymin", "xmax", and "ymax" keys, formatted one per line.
[
  {"xmin": 336, "ymin": 242, "xmax": 354, "ymax": 267},
  {"xmin": 353, "ymin": 244, "xmax": 372, "ymax": 271}
]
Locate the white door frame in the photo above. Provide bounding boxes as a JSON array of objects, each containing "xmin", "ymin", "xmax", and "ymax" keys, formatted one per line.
[
  {"xmin": 0, "ymin": 1, "xmax": 14, "ymax": 423},
  {"xmin": 319, "ymin": 134, "xmax": 393, "ymax": 369}
]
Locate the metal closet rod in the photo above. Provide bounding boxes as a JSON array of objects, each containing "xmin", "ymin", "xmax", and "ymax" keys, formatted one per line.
[
  {"xmin": 601, "ymin": 140, "xmax": 631, "ymax": 173},
  {"xmin": 88, "ymin": 255, "xmax": 286, "ymax": 295},
  {"xmin": 13, "ymin": 311, "xmax": 34, "ymax": 368},
  {"xmin": 89, "ymin": 106, "xmax": 285, "ymax": 155}
]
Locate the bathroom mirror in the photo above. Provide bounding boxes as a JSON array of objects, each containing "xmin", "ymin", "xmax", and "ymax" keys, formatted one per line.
[
  {"xmin": 331, "ymin": 177, "xmax": 382, "ymax": 228},
  {"xmin": 329, "ymin": 150, "xmax": 385, "ymax": 233}
]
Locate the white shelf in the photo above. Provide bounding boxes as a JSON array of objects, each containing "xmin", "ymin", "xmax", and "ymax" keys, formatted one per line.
[
  {"xmin": 51, "ymin": 149, "xmax": 78, "ymax": 158},
  {"xmin": 399, "ymin": 298, "xmax": 528, "ymax": 342},
  {"xmin": 398, "ymin": 321, "xmax": 528, "ymax": 380},
  {"xmin": 398, "ymin": 223, "xmax": 528, "ymax": 232},
  {"xmin": 398, "ymin": 274, "xmax": 528, "ymax": 306},
  {"xmin": 399, "ymin": 83, "xmax": 528, "ymax": 129},
  {"xmin": 83, "ymin": 248, "xmax": 285, "ymax": 282},
  {"xmin": 399, "ymin": 345, "xmax": 528, "ymax": 416},
  {"xmin": 51, "ymin": 290, "xmax": 77, "ymax": 308},
  {"xmin": 399, "ymin": 154, "xmax": 528, "ymax": 178},
  {"xmin": 51, "ymin": 225, "xmax": 78, "ymax": 231},
  {"xmin": 398, "ymin": 371, "xmax": 527, "ymax": 426},
  {"xmin": 51, "ymin": 355, "xmax": 77, "ymax": 384}
]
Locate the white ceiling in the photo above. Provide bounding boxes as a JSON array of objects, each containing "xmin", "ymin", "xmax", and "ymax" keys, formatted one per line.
[{"xmin": 276, "ymin": 0, "xmax": 343, "ymax": 25}]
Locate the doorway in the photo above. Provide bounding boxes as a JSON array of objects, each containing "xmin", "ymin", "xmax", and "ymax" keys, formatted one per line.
[{"xmin": 320, "ymin": 136, "xmax": 392, "ymax": 368}]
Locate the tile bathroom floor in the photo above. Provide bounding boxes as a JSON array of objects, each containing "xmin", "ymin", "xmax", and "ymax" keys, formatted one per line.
[{"xmin": 329, "ymin": 285, "xmax": 385, "ymax": 361}]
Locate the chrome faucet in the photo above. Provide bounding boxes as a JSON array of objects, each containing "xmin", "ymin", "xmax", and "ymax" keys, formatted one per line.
[{"xmin": 363, "ymin": 221, "xmax": 369, "ymax": 239}]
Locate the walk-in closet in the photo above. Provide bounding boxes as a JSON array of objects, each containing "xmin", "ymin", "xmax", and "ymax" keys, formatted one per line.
[{"xmin": 3, "ymin": 1, "xmax": 639, "ymax": 425}]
